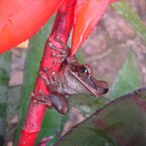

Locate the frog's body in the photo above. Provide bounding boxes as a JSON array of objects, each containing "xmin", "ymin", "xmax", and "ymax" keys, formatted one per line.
[{"xmin": 30, "ymin": 36, "xmax": 109, "ymax": 115}]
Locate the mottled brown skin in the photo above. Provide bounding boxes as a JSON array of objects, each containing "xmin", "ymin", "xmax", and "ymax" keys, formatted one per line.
[{"xmin": 30, "ymin": 36, "xmax": 109, "ymax": 115}]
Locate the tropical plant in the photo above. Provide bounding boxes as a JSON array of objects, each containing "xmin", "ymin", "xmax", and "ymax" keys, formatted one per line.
[{"xmin": 0, "ymin": 0, "xmax": 146, "ymax": 146}]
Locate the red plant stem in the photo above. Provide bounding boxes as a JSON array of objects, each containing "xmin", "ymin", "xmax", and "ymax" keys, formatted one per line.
[{"xmin": 17, "ymin": 1, "xmax": 75, "ymax": 146}]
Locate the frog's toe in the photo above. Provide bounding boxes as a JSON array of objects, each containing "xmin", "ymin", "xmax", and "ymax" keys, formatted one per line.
[
  {"xmin": 51, "ymin": 52, "xmax": 57, "ymax": 58},
  {"xmin": 43, "ymin": 68, "xmax": 49, "ymax": 72},
  {"xmin": 46, "ymin": 42, "xmax": 53, "ymax": 49},
  {"xmin": 29, "ymin": 92, "xmax": 35, "ymax": 98},
  {"xmin": 38, "ymin": 71, "xmax": 43, "ymax": 76}
]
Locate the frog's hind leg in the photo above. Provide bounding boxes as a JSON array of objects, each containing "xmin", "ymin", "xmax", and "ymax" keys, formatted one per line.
[
  {"xmin": 46, "ymin": 36, "xmax": 70, "ymax": 63},
  {"xmin": 29, "ymin": 90, "xmax": 52, "ymax": 109},
  {"xmin": 55, "ymin": 36, "xmax": 78, "ymax": 64},
  {"xmin": 54, "ymin": 36, "xmax": 69, "ymax": 50},
  {"xmin": 47, "ymin": 42, "xmax": 66, "ymax": 54}
]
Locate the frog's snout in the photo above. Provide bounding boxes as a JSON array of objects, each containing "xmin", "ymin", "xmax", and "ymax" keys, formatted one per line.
[{"xmin": 97, "ymin": 80, "xmax": 109, "ymax": 95}]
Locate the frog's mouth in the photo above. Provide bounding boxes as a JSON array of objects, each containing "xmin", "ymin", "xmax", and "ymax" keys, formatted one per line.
[
  {"xmin": 70, "ymin": 70, "xmax": 109, "ymax": 97},
  {"xmin": 92, "ymin": 76, "xmax": 109, "ymax": 96}
]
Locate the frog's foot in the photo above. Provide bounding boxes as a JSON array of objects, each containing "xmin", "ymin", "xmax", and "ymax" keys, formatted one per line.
[
  {"xmin": 29, "ymin": 90, "xmax": 52, "ymax": 109},
  {"xmin": 46, "ymin": 36, "xmax": 70, "ymax": 63},
  {"xmin": 38, "ymin": 69, "xmax": 58, "ymax": 94}
]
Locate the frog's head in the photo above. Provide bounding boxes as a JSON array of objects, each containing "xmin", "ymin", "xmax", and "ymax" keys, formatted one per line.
[{"xmin": 70, "ymin": 63, "xmax": 109, "ymax": 97}]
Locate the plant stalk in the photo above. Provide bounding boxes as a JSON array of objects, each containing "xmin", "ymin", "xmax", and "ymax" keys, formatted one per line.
[{"xmin": 17, "ymin": 1, "xmax": 75, "ymax": 145}]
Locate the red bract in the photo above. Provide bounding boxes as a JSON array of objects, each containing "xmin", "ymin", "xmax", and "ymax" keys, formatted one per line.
[
  {"xmin": 0, "ymin": 0, "xmax": 63, "ymax": 54},
  {"xmin": 71, "ymin": 0, "xmax": 122, "ymax": 56},
  {"xmin": 0, "ymin": 0, "xmax": 121, "ymax": 55}
]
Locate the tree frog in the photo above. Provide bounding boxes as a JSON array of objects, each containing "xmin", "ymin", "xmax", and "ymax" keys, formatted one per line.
[{"xmin": 30, "ymin": 36, "xmax": 109, "ymax": 115}]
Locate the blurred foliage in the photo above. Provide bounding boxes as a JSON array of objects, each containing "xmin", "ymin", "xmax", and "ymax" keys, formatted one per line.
[
  {"xmin": 4, "ymin": 85, "xmax": 21, "ymax": 146},
  {"xmin": 0, "ymin": 51, "xmax": 11, "ymax": 145},
  {"xmin": 109, "ymin": 48, "xmax": 140, "ymax": 100},
  {"xmin": 110, "ymin": 0, "xmax": 146, "ymax": 43}
]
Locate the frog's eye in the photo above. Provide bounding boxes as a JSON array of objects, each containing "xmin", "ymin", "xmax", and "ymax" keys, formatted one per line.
[
  {"xmin": 79, "ymin": 66, "xmax": 89, "ymax": 77},
  {"xmin": 81, "ymin": 66, "xmax": 88, "ymax": 74}
]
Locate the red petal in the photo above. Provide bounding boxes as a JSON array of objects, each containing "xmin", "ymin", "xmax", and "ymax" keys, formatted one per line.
[
  {"xmin": 71, "ymin": 0, "xmax": 121, "ymax": 56},
  {"xmin": 74, "ymin": 0, "xmax": 86, "ymax": 25},
  {"xmin": 0, "ymin": 0, "xmax": 63, "ymax": 54}
]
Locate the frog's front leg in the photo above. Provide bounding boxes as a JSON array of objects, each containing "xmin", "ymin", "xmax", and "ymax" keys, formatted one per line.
[
  {"xmin": 47, "ymin": 36, "xmax": 70, "ymax": 63},
  {"xmin": 29, "ymin": 68, "xmax": 58, "ymax": 109},
  {"xmin": 38, "ymin": 68, "xmax": 60, "ymax": 94},
  {"xmin": 29, "ymin": 90, "xmax": 52, "ymax": 109}
]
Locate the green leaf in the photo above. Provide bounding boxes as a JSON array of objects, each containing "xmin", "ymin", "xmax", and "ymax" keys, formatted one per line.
[
  {"xmin": 54, "ymin": 87, "xmax": 146, "ymax": 146},
  {"xmin": 6, "ymin": 85, "xmax": 22, "ymax": 122},
  {"xmin": 70, "ymin": 94, "xmax": 110, "ymax": 118},
  {"xmin": 110, "ymin": 0, "xmax": 146, "ymax": 42},
  {"xmin": 0, "ymin": 51, "xmax": 11, "ymax": 145},
  {"xmin": 109, "ymin": 48, "xmax": 140, "ymax": 100},
  {"xmin": 78, "ymin": 49, "xmax": 83, "ymax": 65},
  {"xmin": 14, "ymin": 14, "xmax": 71, "ymax": 146},
  {"xmin": 4, "ymin": 85, "xmax": 21, "ymax": 145}
]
